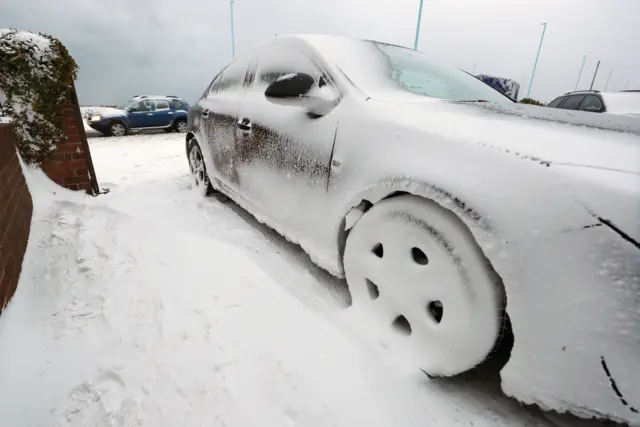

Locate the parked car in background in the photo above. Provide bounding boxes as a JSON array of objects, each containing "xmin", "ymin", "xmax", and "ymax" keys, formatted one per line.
[
  {"xmin": 475, "ymin": 74, "xmax": 521, "ymax": 101},
  {"xmin": 87, "ymin": 95, "xmax": 189, "ymax": 136},
  {"xmin": 185, "ymin": 34, "xmax": 640, "ymax": 426},
  {"xmin": 546, "ymin": 89, "xmax": 640, "ymax": 117}
]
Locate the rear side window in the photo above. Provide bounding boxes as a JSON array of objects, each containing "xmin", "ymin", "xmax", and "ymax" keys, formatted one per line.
[
  {"xmin": 559, "ymin": 95, "xmax": 585, "ymax": 110},
  {"xmin": 218, "ymin": 54, "xmax": 251, "ymax": 92},
  {"xmin": 579, "ymin": 95, "xmax": 603, "ymax": 112},
  {"xmin": 547, "ymin": 96, "xmax": 565, "ymax": 108},
  {"xmin": 155, "ymin": 100, "xmax": 170, "ymax": 110}
]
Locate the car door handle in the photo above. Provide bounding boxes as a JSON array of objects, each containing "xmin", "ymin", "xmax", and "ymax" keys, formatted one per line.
[
  {"xmin": 202, "ymin": 109, "xmax": 210, "ymax": 118},
  {"xmin": 237, "ymin": 118, "xmax": 252, "ymax": 131},
  {"xmin": 147, "ymin": 113, "xmax": 153, "ymax": 115}
]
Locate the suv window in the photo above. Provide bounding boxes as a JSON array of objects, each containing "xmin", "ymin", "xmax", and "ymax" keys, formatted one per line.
[
  {"xmin": 218, "ymin": 54, "xmax": 252, "ymax": 92},
  {"xmin": 579, "ymin": 95, "xmax": 603, "ymax": 112},
  {"xmin": 254, "ymin": 48, "xmax": 322, "ymax": 88},
  {"xmin": 171, "ymin": 99, "xmax": 184, "ymax": 109},
  {"xmin": 560, "ymin": 95, "xmax": 585, "ymax": 110},
  {"xmin": 154, "ymin": 100, "xmax": 170, "ymax": 110},
  {"xmin": 547, "ymin": 96, "xmax": 566, "ymax": 108},
  {"xmin": 129, "ymin": 99, "xmax": 153, "ymax": 112}
]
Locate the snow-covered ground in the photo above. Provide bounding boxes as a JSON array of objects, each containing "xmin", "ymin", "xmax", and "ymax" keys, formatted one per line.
[{"xmin": 0, "ymin": 132, "xmax": 620, "ymax": 426}]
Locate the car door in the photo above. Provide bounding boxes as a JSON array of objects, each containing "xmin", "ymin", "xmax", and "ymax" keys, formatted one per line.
[
  {"xmin": 151, "ymin": 99, "xmax": 173, "ymax": 126},
  {"xmin": 198, "ymin": 54, "xmax": 252, "ymax": 185},
  {"xmin": 233, "ymin": 44, "xmax": 340, "ymax": 224},
  {"xmin": 127, "ymin": 99, "xmax": 155, "ymax": 128}
]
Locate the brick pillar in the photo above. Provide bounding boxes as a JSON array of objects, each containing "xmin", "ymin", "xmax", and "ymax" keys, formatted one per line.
[
  {"xmin": 41, "ymin": 84, "xmax": 99, "ymax": 194},
  {"xmin": 0, "ymin": 123, "xmax": 33, "ymax": 314}
]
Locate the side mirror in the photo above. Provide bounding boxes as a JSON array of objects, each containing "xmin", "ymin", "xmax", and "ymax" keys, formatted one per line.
[
  {"xmin": 265, "ymin": 72, "xmax": 339, "ymax": 115},
  {"xmin": 265, "ymin": 72, "xmax": 315, "ymax": 101}
]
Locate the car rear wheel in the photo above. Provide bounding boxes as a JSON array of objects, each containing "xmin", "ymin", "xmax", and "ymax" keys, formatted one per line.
[
  {"xmin": 108, "ymin": 121, "xmax": 127, "ymax": 137},
  {"xmin": 175, "ymin": 119, "xmax": 187, "ymax": 133},
  {"xmin": 188, "ymin": 139, "xmax": 214, "ymax": 196},
  {"xmin": 343, "ymin": 195, "xmax": 504, "ymax": 377}
]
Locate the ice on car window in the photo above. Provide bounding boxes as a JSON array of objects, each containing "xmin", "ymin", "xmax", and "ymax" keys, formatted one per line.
[{"xmin": 255, "ymin": 48, "xmax": 320, "ymax": 87}]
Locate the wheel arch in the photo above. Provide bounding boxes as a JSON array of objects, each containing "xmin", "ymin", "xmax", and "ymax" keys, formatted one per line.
[
  {"xmin": 337, "ymin": 179, "xmax": 496, "ymax": 266},
  {"xmin": 337, "ymin": 179, "xmax": 513, "ymax": 371}
]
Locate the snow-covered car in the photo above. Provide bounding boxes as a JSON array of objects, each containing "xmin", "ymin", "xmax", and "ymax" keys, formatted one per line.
[
  {"xmin": 185, "ymin": 35, "xmax": 640, "ymax": 425},
  {"xmin": 86, "ymin": 95, "xmax": 189, "ymax": 136},
  {"xmin": 547, "ymin": 89, "xmax": 640, "ymax": 117}
]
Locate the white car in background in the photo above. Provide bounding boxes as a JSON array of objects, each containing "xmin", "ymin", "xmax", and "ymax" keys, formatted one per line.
[
  {"xmin": 185, "ymin": 34, "xmax": 640, "ymax": 425},
  {"xmin": 547, "ymin": 89, "xmax": 640, "ymax": 117}
]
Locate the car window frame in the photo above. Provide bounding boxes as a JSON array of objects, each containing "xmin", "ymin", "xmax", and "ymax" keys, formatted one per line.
[
  {"xmin": 153, "ymin": 99, "xmax": 171, "ymax": 111},
  {"xmin": 251, "ymin": 44, "xmax": 339, "ymax": 96},
  {"xmin": 547, "ymin": 96, "xmax": 567, "ymax": 108},
  {"xmin": 559, "ymin": 94, "xmax": 586, "ymax": 110},
  {"xmin": 579, "ymin": 94, "xmax": 604, "ymax": 113},
  {"xmin": 217, "ymin": 53, "xmax": 253, "ymax": 93}
]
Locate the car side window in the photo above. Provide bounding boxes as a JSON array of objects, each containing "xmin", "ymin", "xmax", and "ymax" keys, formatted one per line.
[
  {"xmin": 207, "ymin": 73, "xmax": 222, "ymax": 97},
  {"xmin": 254, "ymin": 48, "xmax": 324, "ymax": 89},
  {"xmin": 171, "ymin": 99, "xmax": 183, "ymax": 109},
  {"xmin": 130, "ymin": 100, "xmax": 153, "ymax": 112},
  {"xmin": 154, "ymin": 100, "xmax": 170, "ymax": 110},
  {"xmin": 547, "ymin": 96, "xmax": 566, "ymax": 108},
  {"xmin": 559, "ymin": 95, "xmax": 585, "ymax": 110},
  {"xmin": 579, "ymin": 95, "xmax": 603, "ymax": 112},
  {"xmin": 218, "ymin": 54, "xmax": 252, "ymax": 92}
]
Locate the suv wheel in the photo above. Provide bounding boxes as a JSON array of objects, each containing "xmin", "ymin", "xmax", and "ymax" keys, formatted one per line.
[
  {"xmin": 108, "ymin": 121, "xmax": 127, "ymax": 137},
  {"xmin": 174, "ymin": 119, "xmax": 188, "ymax": 133}
]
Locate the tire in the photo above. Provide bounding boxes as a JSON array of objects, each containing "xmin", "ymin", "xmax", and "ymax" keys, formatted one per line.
[
  {"xmin": 188, "ymin": 139, "xmax": 214, "ymax": 196},
  {"xmin": 343, "ymin": 195, "xmax": 504, "ymax": 377},
  {"xmin": 174, "ymin": 119, "xmax": 188, "ymax": 133},
  {"xmin": 108, "ymin": 121, "xmax": 127, "ymax": 137}
]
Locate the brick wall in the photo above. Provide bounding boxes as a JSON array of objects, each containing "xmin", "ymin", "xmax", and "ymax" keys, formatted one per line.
[
  {"xmin": 0, "ymin": 123, "xmax": 33, "ymax": 315},
  {"xmin": 41, "ymin": 85, "xmax": 98, "ymax": 194}
]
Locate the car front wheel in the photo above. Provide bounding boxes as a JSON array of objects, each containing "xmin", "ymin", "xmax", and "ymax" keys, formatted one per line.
[
  {"xmin": 343, "ymin": 195, "xmax": 505, "ymax": 377},
  {"xmin": 108, "ymin": 121, "xmax": 127, "ymax": 137}
]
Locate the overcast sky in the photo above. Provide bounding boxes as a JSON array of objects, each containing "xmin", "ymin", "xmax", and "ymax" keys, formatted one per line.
[{"xmin": 1, "ymin": 0, "xmax": 638, "ymax": 104}]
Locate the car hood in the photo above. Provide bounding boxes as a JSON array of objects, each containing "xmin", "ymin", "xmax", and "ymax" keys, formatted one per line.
[
  {"xmin": 98, "ymin": 108, "xmax": 128, "ymax": 119},
  {"xmin": 372, "ymin": 99, "xmax": 640, "ymax": 242}
]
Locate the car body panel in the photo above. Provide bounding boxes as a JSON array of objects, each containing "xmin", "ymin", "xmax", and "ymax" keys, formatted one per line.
[{"xmin": 186, "ymin": 35, "xmax": 640, "ymax": 425}]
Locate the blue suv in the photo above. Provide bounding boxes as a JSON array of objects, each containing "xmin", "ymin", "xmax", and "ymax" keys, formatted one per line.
[{"xmin": 87, "ymin": 95, "xmax": 190, "ymax": 136}]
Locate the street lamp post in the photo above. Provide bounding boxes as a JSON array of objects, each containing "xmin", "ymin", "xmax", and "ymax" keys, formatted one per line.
[
  {"xmin": 604, "ymin": 70, "xmax": 613, "ymax": 91},
  {"xmin": 589, "ymin": 60, "xmax": 600, "ymax": 90},
  {"xmin": 575, "ymin": 55, "xmax": 586, "ymax": 91},
  {"xmin": 230, "ymin": 0, "xmax": 236, "ymax": 58},
  {"xmin": 413, "ymin": 0, "xmax": 425, "ymax": 50},
  {"xmin": 526, "ymin": 22, "xmax": 547, "ymax": 98}
]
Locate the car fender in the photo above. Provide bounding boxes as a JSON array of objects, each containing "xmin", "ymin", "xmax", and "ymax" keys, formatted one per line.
[{"xmin": 330, "ymin": 109, "xmax": 640, "ymax": 423}]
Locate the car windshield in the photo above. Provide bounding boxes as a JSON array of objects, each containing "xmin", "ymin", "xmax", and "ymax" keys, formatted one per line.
[
  {"xmin": 601, "ymin": 92, "xmax": 640, "ymax": 113},
  {"xmin": 372, "ymin": 43, "xmax": 512, "ymax": 103}
]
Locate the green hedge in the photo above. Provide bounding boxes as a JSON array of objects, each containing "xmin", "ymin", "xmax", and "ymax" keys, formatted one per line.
[{"xmin": 0, "ymin": 29, "xmax": 78, "ymax": 165}]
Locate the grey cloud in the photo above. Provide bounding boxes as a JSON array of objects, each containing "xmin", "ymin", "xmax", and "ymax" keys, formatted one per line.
[{"xmin": 1, "ymin": 0, "xmax": 638, "ymax": 105}]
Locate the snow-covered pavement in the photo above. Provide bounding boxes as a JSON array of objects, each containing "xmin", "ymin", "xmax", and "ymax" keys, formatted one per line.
[{"xmin": 0, "ymin": 132, "xmax": 619, "ymax": 426}]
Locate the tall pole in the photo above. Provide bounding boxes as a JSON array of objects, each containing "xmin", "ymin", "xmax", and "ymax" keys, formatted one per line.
[
  {"xmin": 575, "ymin": 55, "xmax": 586, "ymax": 91},
  {"xmin": 624, "ymin": 80, "xmax": 629, "ymax": 90},
  {"xmin": 413, "ymin": 0, "xmax": 425, "ymax": 50},
  {"xmin": 604, "ymin": 70, "xmax": 613, "ymax": 91},
  {"xmin": 230, "ymin": 0, "xmax": 236, "ymax": 58},
  {"xmin": 526, "ymin": 22, "xmax": 547, "ymax": 98},
  {"xmin": 472, "ymin": 64, "xmax": 476, "ymax": 75},
  {"xmin": 589, "ymin": 60, "xmax": 600, "ymax": 90}
]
